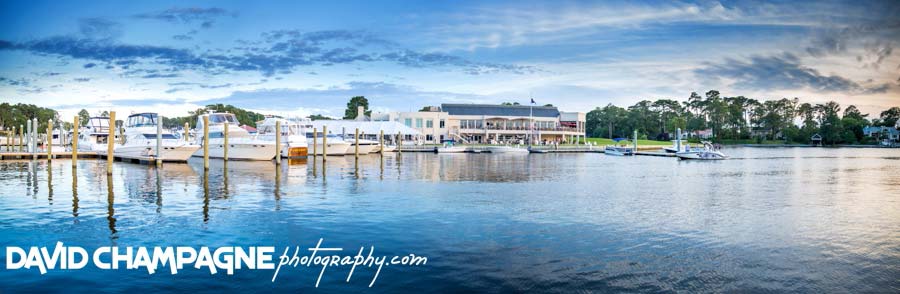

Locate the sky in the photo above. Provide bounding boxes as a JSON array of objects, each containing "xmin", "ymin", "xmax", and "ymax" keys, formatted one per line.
[{"xmin": 0, "ymin": 0, "xmax": 898, "ymax": 119}]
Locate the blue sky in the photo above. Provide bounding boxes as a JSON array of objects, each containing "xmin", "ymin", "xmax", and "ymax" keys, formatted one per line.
[{"xmin": 1, "ymin": 0, "xmax": 898, "ymax": 118}]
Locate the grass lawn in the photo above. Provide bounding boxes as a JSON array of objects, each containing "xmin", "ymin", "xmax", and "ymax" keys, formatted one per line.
[{"xmin": 579, "ymin": 137, "xmax": 671, "ymax": 146}]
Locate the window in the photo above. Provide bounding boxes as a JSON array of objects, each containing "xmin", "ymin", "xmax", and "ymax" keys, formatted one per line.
[
  {"xmin": 426, "ymin": 135, "xmax": 433, "ymax": 141},
  {"xmin": 439, "ymin": 119, "xmax": 445, "ymax": 128},
  {"xmin": 416, "ymin": 118, "xmax": 423, "ymax": 128},
  {"xmin": 404, "ymin": 118, "xmax": 412, "ymax": 127},
  {"xmin": 426, "ymin": 119, "xmax": 433, "ymax": 128}
]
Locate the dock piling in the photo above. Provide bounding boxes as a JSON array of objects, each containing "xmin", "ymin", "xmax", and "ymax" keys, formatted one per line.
[
  {"xmin": 380, "ymin": 130, "xmax": 384, "ymax": 155},
  {"xmin": 18, "ymin": 125, "xmax": 22, "ymax": 152},
  {"xmin": 203, "ymin": 115, "xmax": 209, "ymax": 170},
  {"xmin": 32, "ymin": 118, "xmax": 38, "ymax": 160},
  {"xmin": 156, "ymin": 116, "xmax": 162, "ymax": 167},
  {"xmin": 312, "ymin": 127, "xmax": 317, "ymax": 157},
  {"xmin": 107, "ymin": 112, "xmax": 115, "ymax": 174},
  {"xmin": 184, "ymin": 122, "xmax": 190, "ymax": 143},
  {"xmin": 223, "ymin": 121, "xmax": 229, "ymax": 161},
  {"xmin": 397, "ymin": 131, "xmax": 402, "ymax": 154},
  {"xmin": 322, "ymin": 125, "xmax": 327, "ymax": 160},
  {"xmin": 275, "ymin": 120, "xmax": 281, "ymax": 165},
  {"xmin": 72, "ymin": 116, "xmax": 78, "ymax": 167},
  {"xmin": 47, "ymin": 119, "xmax": 52, "ymax": 160},
  {"xmin": 355, "ymin": 128, "xmax": 359, "ymax": 158}
]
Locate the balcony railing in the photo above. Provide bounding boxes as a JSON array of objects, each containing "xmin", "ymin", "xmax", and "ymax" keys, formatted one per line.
[{"xmin": 457, "ymin": 126, "xmax": 582, "ymax": 132}]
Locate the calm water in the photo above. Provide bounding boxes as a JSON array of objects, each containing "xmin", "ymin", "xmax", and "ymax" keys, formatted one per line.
[{"xmin": 1, "ymin": 147, "xmax": 899, "ymax": 293}]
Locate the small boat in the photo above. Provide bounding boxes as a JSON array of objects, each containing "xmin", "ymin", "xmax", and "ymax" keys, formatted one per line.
[
  {"xmin": 379, "ymin": 145, "xmax": 397, "ymax": 152},
  {"xmin": 342, "ymin": 134, "xmax": 379, "ymax": 154},
  {"xmin": 604, "ymin": 146, "xmax": 634, "ymax": 156},
  {"xmin": 46, "ymin": 129, "xmax": 69, "ymax": 153},
  {"xmin": 192, "ymin": 112, "xmax": 279, "ymax": 160},
  {"xmin": 437, "ymin": 141, "xmax": 467, "ymax": 153},
  {"xmin": 487, "ymin": 145, "xmax": 529, "ymax": 154},
  {"xmin": 676, "ymin": 141, "xmax": 727, "ymax": 160},
  {"xmin": 111, "ymin": 113, "xmax": 201, "ymax": 161},
  {"xmin": 605, "ymin": 137, "xmax": 634, "ymax": 156}
]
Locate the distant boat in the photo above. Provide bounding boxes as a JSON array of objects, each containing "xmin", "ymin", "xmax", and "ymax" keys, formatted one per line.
[
  {"xmin": 78, "ymin": 117, "xmax": 114, "ymax": 152},
  {"xmin": 605, "ymin": 137, "xmax": 634, "ymax": 156},
  {"xmin": 192, "ymin": 112, "xmax": 279, "ymax": 161},
  {"xmin": 604, "ymin": 146, "xmax": 634, "ymax": 156},
  {"xmin": 437, "ymin": 141, "xmax": 466, "ymax": 153},
  {"xmin": 676, "ymin": 141, "xmax": 727, "ymax": 160},
  {"xmin": 486, "ymin": 145, "xmax": 529, "ymax": 154},
  {"xmin": 663, "ymin": 140, "xmax": 685, "ymax": 153}
]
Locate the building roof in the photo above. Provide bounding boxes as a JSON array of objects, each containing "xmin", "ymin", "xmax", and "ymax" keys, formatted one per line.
[
  {"xmin": 441, "ymin": 104, "xmax": 560, "ymax": 118},
  {"xmin": 863, "ymin": 126, "xmax": 900, "ymax": 135}
]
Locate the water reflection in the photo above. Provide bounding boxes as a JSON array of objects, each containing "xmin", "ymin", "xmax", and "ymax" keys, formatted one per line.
[
  {"xmin": 0, "ymin": 147, "xmax": 898, "ymax": 292},
  {"xmin": 106, "ymin": 174, "xmax": 117, "ymax": 240}
]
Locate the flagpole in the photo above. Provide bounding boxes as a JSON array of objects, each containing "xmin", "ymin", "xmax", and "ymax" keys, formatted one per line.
[{"xmin": 529, "ymin": 95, "xmax": 534, "ymax": 146}]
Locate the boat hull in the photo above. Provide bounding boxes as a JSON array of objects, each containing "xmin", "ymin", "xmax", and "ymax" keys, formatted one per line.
[
  {"xmin": 311, "ymin": 143, "xmax": 352, "ymax": 156},
  {"xmin": 114, "ymin": 144, "xmax": 200, "ymax": 162},
  {"xmin": 487, "ymin": 146, "xmax": 529, "ymax": 154},
  {"xmin": 675, "ymin": 151, "xmax": 727, "ymax": 160},
  {"xmin": 437, "ymin": 146, "xmax": 467, "ymax": 153},
  {"xmin": 193, "ymin": 141, "xmax": 278, "ymax": 161}
]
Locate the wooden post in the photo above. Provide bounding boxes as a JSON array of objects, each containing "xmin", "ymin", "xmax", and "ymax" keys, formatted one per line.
[
  {"xmin": 322, "ymin": 125, "xmax": 327, "ymax": 160},
  {"xmin": 355, "ymin": 128, "xmax": 359, "ymax": 158},
  {"xmin": 275, "ymin": 120, "xmax": 281, "ymax": 165},
  {"xmin": 72, "ymin": 117, "xmax": 78, "ymax": 167},
  {"xmin": 32, "ymin": 118, "xmax": 38, "ymax": 160},
  {"xmin": 380, "ymin": 130, "xmax": 384, "ymax": 155},
  {"xmin": 397, "ymin": 131, "xmax": 402, "ymax": 154},
  {"xmin": 18, "ymin": 125, "xmax": 22, "ymax": 152},
  {"xmin": 223, "ymin": 122, "xmax": 229, "ymax": 161},
  {"xmin": 203, "ymin": 115, "xmax": 209, "ymax": 170},
  {"xmin": 107, "ymin": 112, "xmax": 115, "ymax": 174},
  {"xmin": 156, "ymin": 116, "xmax": 162, "ymax": 166},
  {"xmin": 9, "ymin": 127, "xmax": 14, "ymax": 152},
  {"xmin": 184, "ymin": 122, "xmax": 190, "ymax": 143},
  {"xmin": 312, "ymin": 127, "xmax": 317, "ymax": 157},
  {"xmin": 47, "ymin": 119, "xmax": 52, "ymax": 160}
]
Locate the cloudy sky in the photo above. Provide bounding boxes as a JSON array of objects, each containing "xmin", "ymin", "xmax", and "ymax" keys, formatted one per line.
[{"xmin": 1, "ymin": 0, "xmax": 898, "ymax": 119}]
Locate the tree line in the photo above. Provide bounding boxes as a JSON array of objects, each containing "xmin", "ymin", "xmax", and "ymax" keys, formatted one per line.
[
  {"xmin": 586, "ymin": 90, "xmax": 900, "ymax": 145},
  {"xmin": 0, "ymin": 103, "xmax": 61, "ymax": 133}
]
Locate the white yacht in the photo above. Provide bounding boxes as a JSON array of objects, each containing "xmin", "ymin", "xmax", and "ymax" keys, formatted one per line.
[
  {"xmin": 78, "ymin": 117, "xmax": 115, "ymax": 152},
  {"xmin": 675, "ymin": 141, "xmax": 727, "ymax": 160},
  {"xmin": 111, "ymin": 113, "xmax": 200, "ymax": 162},
  {"xmin": 255, "ymin": 117, "xmax": 310, "ymax": 158},
  {"xmin": 192, "ymin": 113, "xmax": 278, "ymax": 161},
  {"xmin": 304, "ymin": 130, "xmax": 352, "ymax": 155}
]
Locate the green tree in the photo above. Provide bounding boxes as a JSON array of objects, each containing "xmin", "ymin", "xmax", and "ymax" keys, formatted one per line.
[
  {"xmin": 78, "ymin": 109, "xmax": 91, "ymax": 126},
  {"xmin": 879, "ymin": 107, "xmax": 900, "ymax": 127},
  {"xmin": 308, "ymin": 114, "xmax": 333, "ymax": 120},
  {"xmin": 344, "ymin": 96, "xmax": 371, "ymax": 119}
]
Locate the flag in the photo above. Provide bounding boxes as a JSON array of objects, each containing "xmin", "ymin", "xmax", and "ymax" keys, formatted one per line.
[{"xmin": 530, "ymin": 98, "xmax": 535, "ymax": 104}]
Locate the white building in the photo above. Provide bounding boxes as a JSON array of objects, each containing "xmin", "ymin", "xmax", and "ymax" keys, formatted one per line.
[{"xmin": 372, "ymin": 104, "xmax": 586, "ymax": 144}]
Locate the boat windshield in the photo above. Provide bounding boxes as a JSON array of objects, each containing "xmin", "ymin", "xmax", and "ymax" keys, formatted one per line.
[
  {"xmin": 127, "ymin": 113, "xmax": 157, "ymax": 127},
  {"xmin": 208, "ymin": 114, "xmax": 238, "ymax": 124}
]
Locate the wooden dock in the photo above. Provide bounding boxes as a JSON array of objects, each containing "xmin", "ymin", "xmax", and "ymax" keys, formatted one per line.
[{"xmin": 0, "ymin": 151, "xmax": 100, "ymax": 160}]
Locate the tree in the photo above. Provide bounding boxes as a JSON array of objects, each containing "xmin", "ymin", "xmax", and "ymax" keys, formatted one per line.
[
  {"xmin": 344, "ymin": 96, "xmax": 371, "ymax": 119},
  {"xmin": 308, "ymin": 114, "xmax": 332, "ymax": 120},
  {"xmin": 816, "ymin": 101, "xmax": 843, "ymax": 145},
  {"xmin": 78, "ymin": 109, "xmax": 91, "ymax": 126},
  {"xmin": 501, "ymin": 102, "xmax": 521, "ymax": 106},
  {"xmin": 879, "ymin": 107, "xmax": 900, "ymax": 127},
  {"xmin": 543, "ymin": 104, "xmax": 554, "ymax": 107}
]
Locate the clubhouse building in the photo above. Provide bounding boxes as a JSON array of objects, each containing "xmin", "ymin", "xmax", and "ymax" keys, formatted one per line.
[{"xmin": 371, "ymin": 104, "xmax": 586, "ymax": 144}]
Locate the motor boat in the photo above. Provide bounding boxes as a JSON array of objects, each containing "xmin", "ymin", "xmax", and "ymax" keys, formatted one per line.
[
  {"xmin": 604, "ymin": 146, "xmax": 634, "ymax": 156},
  {"xmin": 78, "ymin": 117, "xmax": 115, "ymax": 152},
  {"xmin": 255, "ymin": 117, "xmax": 310, "ymax": 158},
  {"xmin": 379, "ymin": 145, "xmax": 397, "ymax": 152},
  {"xmin": 486, "ymin": 145, "xmax": 529, "ymax": 154},
  {"xmin": 676, "ymin": 141, "xmax": 727, "ymax": 160},
  {"xmin": 437, "ymin": 141, "xmax": 467, "ymax": 153},
  {"xmin": 605, "ymin": 138, "xmax": 635, "ymax": 156},
  {"xmin": 192, "ymin": 112, "xmax": 279, "ymax": 160},
  {"xmin": 110, "ymin": 113, "xmax": 200, "ymax": 162}
]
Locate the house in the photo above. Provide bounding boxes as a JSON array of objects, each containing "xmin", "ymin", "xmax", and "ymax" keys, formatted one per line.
[
  {"xmin": 689, "ymin": 129, "xmax": 714, "ymax": 139},
  {"xmin": 862, "ymin": 126, "xmax": 900, "ymax": 142}
]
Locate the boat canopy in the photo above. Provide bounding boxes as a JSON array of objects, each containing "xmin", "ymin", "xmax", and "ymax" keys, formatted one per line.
[{"xmin": 126, "ymin": 113, "xmax": 158, "ymax": 128}]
